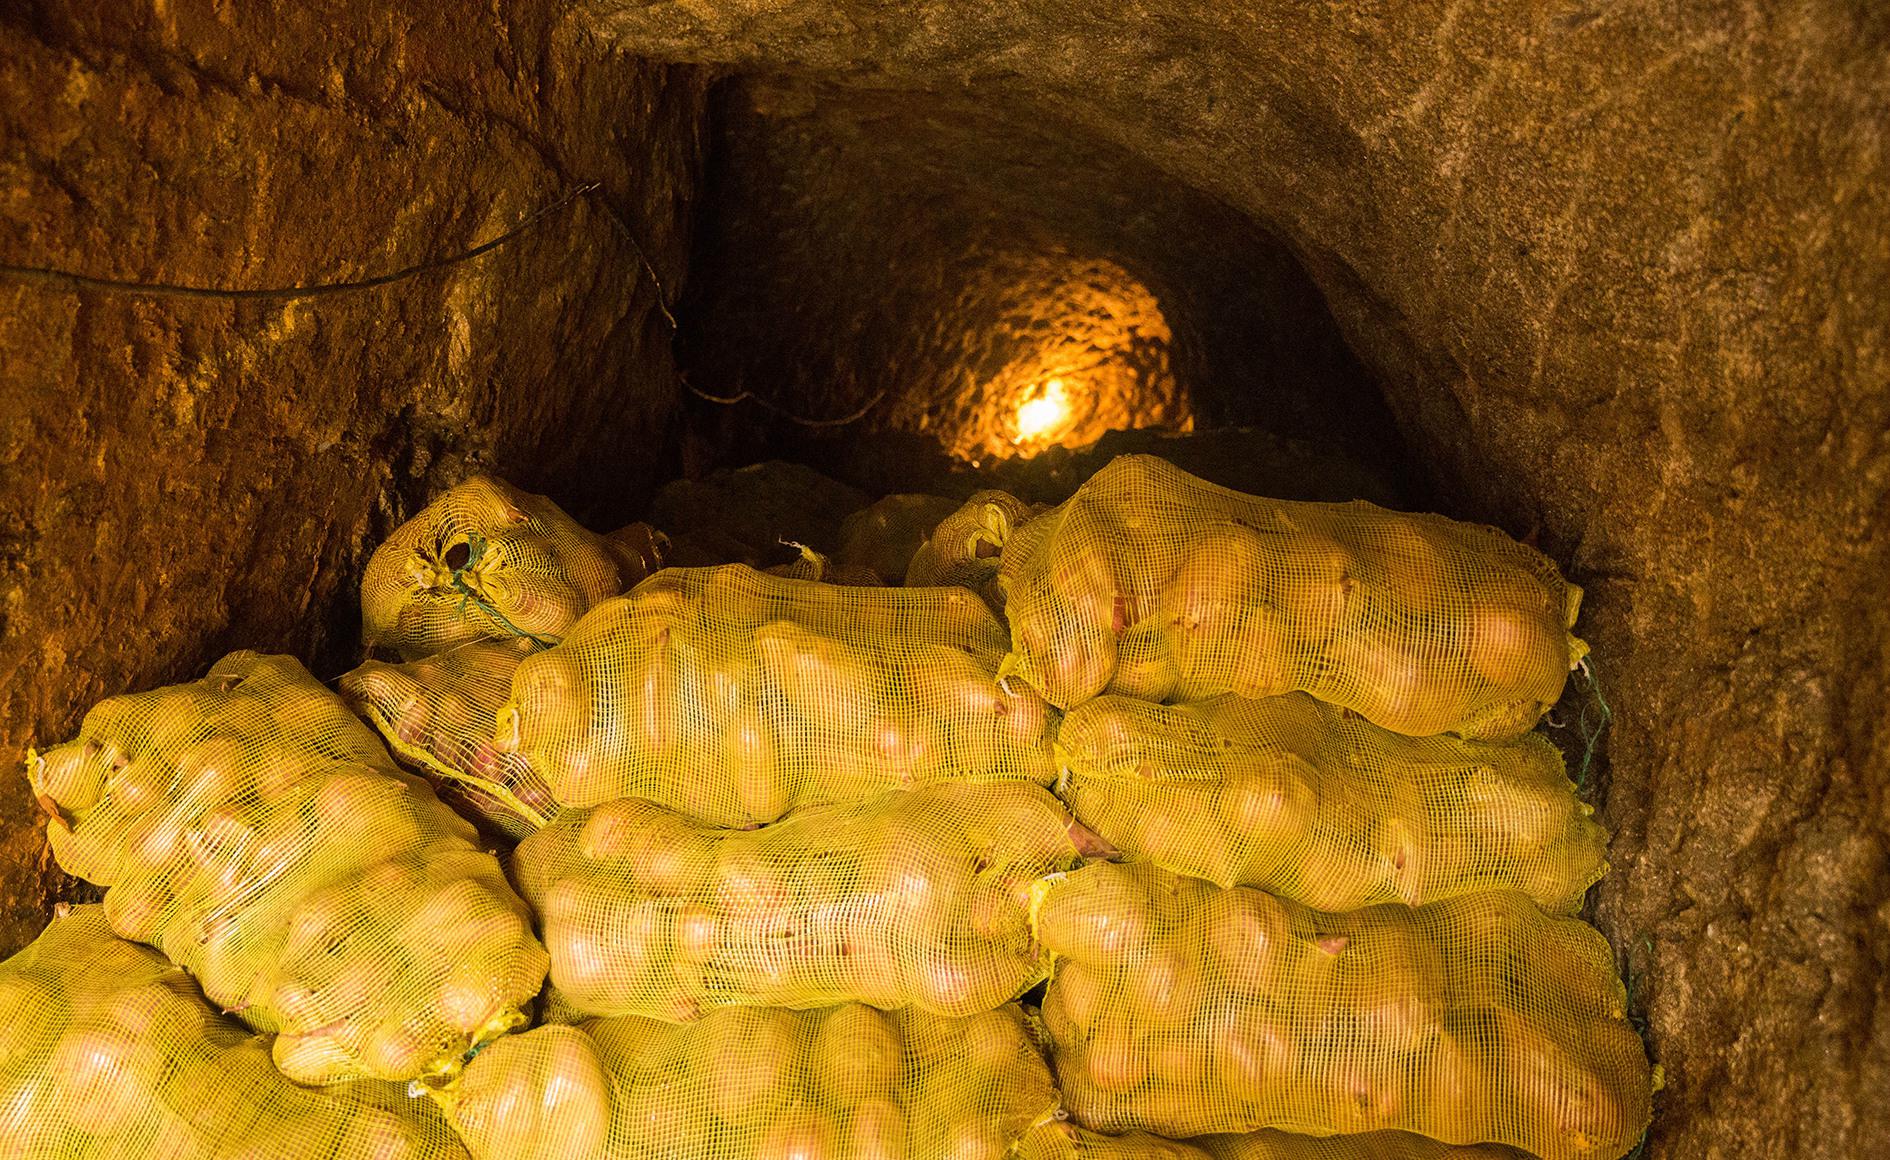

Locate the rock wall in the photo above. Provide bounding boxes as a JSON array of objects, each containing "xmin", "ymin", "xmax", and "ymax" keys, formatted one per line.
[
  {"xmin": 586, "ymin": 2, "xmax": 1890, "ymax": 1156},
  {"xmin": 674, "ymin": 80, "xmax": 1410, "ymax": 493},
  {"xmin": 0, "ymin": 1, "xmax": 709, "ymax": 951}
]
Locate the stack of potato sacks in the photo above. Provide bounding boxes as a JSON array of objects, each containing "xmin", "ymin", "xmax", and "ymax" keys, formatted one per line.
[
  {"xmin": 994, "ymin": 457, "xmax": 1648, "ymax": 1160},
  {"xmin": 6, "ymin": 455, "xmax": 1652, "ymax": 1160}
]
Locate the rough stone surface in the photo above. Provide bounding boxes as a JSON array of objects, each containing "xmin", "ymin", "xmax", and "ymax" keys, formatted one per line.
[
  {"xmin": 0, "ymin": 2, "xmax": 708, "ymax": 951},
  {"xmin": 588, "ymin": 3, "xmax": 1890, "ymax": 1156},
  {"xmin": 675, "ymin": 79, "xmax": 1411, "ymax": 488}
]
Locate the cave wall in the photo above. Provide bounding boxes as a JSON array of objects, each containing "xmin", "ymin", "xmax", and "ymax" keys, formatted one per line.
[
  {"xmin": 0, "ymin": 2, "xmax": 709, "ymax": 952},
  {"xmin": 588, "ymin": 3, "xmax": 1890, "ymax": 1157},
  {"xmin": 675, "ymin": 79, "xmax": 1410, "ymax": 493}
]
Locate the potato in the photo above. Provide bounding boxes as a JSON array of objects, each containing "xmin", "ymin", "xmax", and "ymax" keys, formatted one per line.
[
  {"xmin": 844, "ymin": 1099, "xmax": 909, "ymax": 1160},
  {"xmin": 103, "ymin": 753, "xmax": 175, "ymax": 820},
  {"xmin": 48, "ymin": 655, "xmax": 549, "ymax": 1085},
  {"xmin": 1408, "ymin": 1028, "xmax": 1487, "ymax": 1145},
  {"xmin": 1354, "ymin": 520, "xmax": 1455, "ymax": 611},
  {"xmin": 699, "ymin": 1009, "xmax": 801, "ymax": 1125},
  {"xmin": 1083, "ymin": 1020, "xmax": 1151, "ymax": 1093},
  {"xmin": 958, "ymin": 1006, "xmax": 1036, "ymax": 1075},
  {"xmin": 1479, "ymin": 1012, "xmax": 1649, "ymax": 1160},
  {"xmin": 1014, "ymin": 599, "xmax": 1118, "ymax": 709},
  {"xmin": 813, "ymin": 1004, "xmax": 904, "ymax": 1103},
  {"xmin": 1047, "ymin": 961, "xmax": 1107, "ymax": 1035},
  {"xmin": 1319, "ymin": 631, "xmax": 1465, "ymax": 739},
  {"xmin": 731, "ymin": 717, "xmax": 791, "ymax": 823},
  {"xmin": 1464, "ymin": 603, "xmax": 1560, "ymax": 688},
  {"xmin": 28, "ymin": 744, "xmax": 102, "ymax": 813},
  {"xmin": 509, "ymin": 650, "xmax": 592, "ymax": 742},
  {"xmin": 1321, "ymin": 1053, "xmax": 1408, "ymax": 1135},
  {"xmin": 757, "ymin": 1109, "xmax": 840, "ymax": 1160},
  {"xmin": 1110, "ymin": 625, "xmax": 1180, "ymax": 701},
  {"xmin": 547, "ymin": 899, "xmax": 657, "ymax": 1004},
  {"xmin": 1129, "ymin": 946, "xmax": 1202, "ymax": 1021},
  {"xmin": 49, "ymin": 1026, "xmax": 161, "ymax": 1134},
  {"xmin": 1034, "ymin": 867, "xmax": 1155, "ymax": 961},
  {"xmin": 755, "ymin": 621, "xmax": 880, "ymax": 711},
  {"xmin": 450, "ymin": 1025, "xmax": 609, "ymax": 1160}
]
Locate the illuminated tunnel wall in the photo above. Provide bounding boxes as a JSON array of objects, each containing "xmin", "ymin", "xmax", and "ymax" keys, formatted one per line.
[{"xmin": 672, "ymin": 79, "xmax": 1410, "ymax": 492}]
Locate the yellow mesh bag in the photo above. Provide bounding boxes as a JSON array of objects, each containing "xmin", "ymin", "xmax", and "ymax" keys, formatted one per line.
[
  {"xmin": 439, "ymin": 1002, "xmax": 1059, "ymax": 1160},
  {"xmin": 905, "ymin": 489, "xmax": 1043, "ymax": 596},
  {"xmin": 1055, "ymin": 693, "xmax": 1607, "ymax": 912},
  {"xmin": 1033, "ymin": 863, "xmax": 1653, "ymax": 1159},
  {"xmin": 996, "ymin": 455, "xmax": 1586, "ymax": 738},
  {"xmin": 765, "ymin": 541, "xmax": 888, "ymax": 586},
  {"xmin": 1198, "ymin": 1130, "xmax": 1525, "ymax": 1159},
  {"xmin": 839, "ymin": 492, "xmax": 962, "ymax": 583},
  {"xmin": 601, "ymin": 520, "xmax": 670, "ymax": 581},
  {"xmin": 0, "ymin": 904, "xmax": 469, "ymax": 1159},
  {"xmin": 1017, "ymin": 1122, "xmax": 1213, "ymax": 1159},
  {"xmin": 25, "ymin": 652, "xmax": 549, "ymax": 1085},
  {"xmin": 362, "ymin": 476, "xmax": 641, "ymax": 660},
  {"xmin": 341, "ymin": 637, "xmax": 558, "ymax": 841},
  {"xmin": 512, "ymin": 782, "xmax": 1093, "ymax": 1020},
  {"xmin": 496, "ymin": 565, "xmax": 1058, "ymax": 825}
]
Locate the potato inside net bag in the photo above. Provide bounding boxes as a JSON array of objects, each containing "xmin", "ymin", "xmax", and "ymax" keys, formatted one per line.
[
  {"xmin": 765, "ymin": 541, "xmax": 887, "ymax": 587},
  {"xmin": 1198, "ymin": 1129, "xmax": 1525, "ymax": 1159},
  {"xmin": 440, "ymin": 1001, "xmax": 1058, "ymax": 1160},
  {"xmin": 0, "ymin": 904, "xmax": 469, "ymax": 1160},
  {"xmin": 362, "ymin": 475, "xmax": 643, "ymax": 660},
  {"xmin": 1034, "ymin": 862, "xmax": 1652, "ymax": 1160},
  {"xmin": 838, "ymin": 491, "xmax": 962, "ymax": 583},
  {"xmin": 1055, "ymin": 692, "xmax": 1607, "ymax": 913},
  {"xmin": 25, "ymin": 651, "xmax": 549, "ymax": 1085},
  {"xmin": 512, "ymin": 781, "xmax": 1093, "ymax": 1020},
  {"xmin": 497, "ymin": 564, "xmax": 1057, "ymax": 825},
  {"xmin": 341, "ymin": 637, "xmax": 558, "ymax": 841},
  {"xmin": 1016, "ymin": 1122, "xmax": 1212, "ymax": 1160},
  {"xmin": 996, "ymin": 455, "xmax": 1586, "ymax": 738},
  {"xmin": 905, "ymin": 489, "xmax": 1044, "ymax": 596}
]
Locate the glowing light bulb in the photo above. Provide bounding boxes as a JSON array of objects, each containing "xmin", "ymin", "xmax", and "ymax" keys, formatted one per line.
[{"xmin": 1015, "ymin": 378, "xmax": 1070, "ymax": 444}]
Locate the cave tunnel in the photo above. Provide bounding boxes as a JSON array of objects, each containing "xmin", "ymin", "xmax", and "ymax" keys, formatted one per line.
[{"xmin": 0, "ymin": 2, "xmax": 1886, "ymax": 1158}]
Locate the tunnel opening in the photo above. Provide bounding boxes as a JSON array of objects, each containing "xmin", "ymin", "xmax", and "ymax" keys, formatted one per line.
[{"xmin": 670, "ymin": 78, "xmax": 1424, "ymax": 509}]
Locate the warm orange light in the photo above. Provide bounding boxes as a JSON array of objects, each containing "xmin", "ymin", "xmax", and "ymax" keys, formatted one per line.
[{"xmin": 1014, "ymin": 378, "xmax": 1071, "ymax": 444}]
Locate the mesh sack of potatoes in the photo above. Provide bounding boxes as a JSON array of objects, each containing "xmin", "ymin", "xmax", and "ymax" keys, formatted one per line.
[
  {"xmin": 1033, "ymin": 863, "xmax": 1653, "ymax": 1160},
  {"xmin": 601, "ymin": 520, "xmax": 669, "ymax": 580},
  {"xmin": 511, "ymin": 782, "xmax": 1095, "ymax": 1020},
  {"xmin": 765, "ymin": 541, "xmax": 887, "ymax": 586},
  {"xmin": 25, "ymin": 651, "xmax": 549, "ymax": 1085},
  {"xmin": 1018, "ymin": 1126, "xmax": 1518, "ymax": 1160},
  {"xmin": 0, "ymin": 904, "xmax": 469, "ymax": 1159},
  {"xmin": 439, "ymin": 1001, "xmax": 1059, "ymax": 1160},
  {"xmin": 1018, "ymin": 1123, "xmax": 1215, "ymax": 1160},
  {"xmin": 1197, "ymin": 1130, "xmax": 1524, "ymax": 1159},
  {"xmin": 905, "ymin": 489, "xmax": 1044, "ymax": 598},
  {"xmin": 362, "ymin": 476, "xmax": 656, "ymax": 660},
  {"xmin": 495, "ymin": 564, "xmax": 1058, "ymax": 825},
  {"xmin": 996, "ymin": 455, "xmax": 1586, "ymax": 738},
  {"xmin": 647, "ymin": 459, "xmax": 871, "ymax": 567},
  {"xmin": 1055, "ymin": 692, "xmax": 1608, "ymax": 913},
  {"xmin": 341, "ymin": 637, "xmax": 558, "ymax": 841},
  {"xmin": 837, "ymin": 492, "xmax": 962, "ymax": 583}
]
